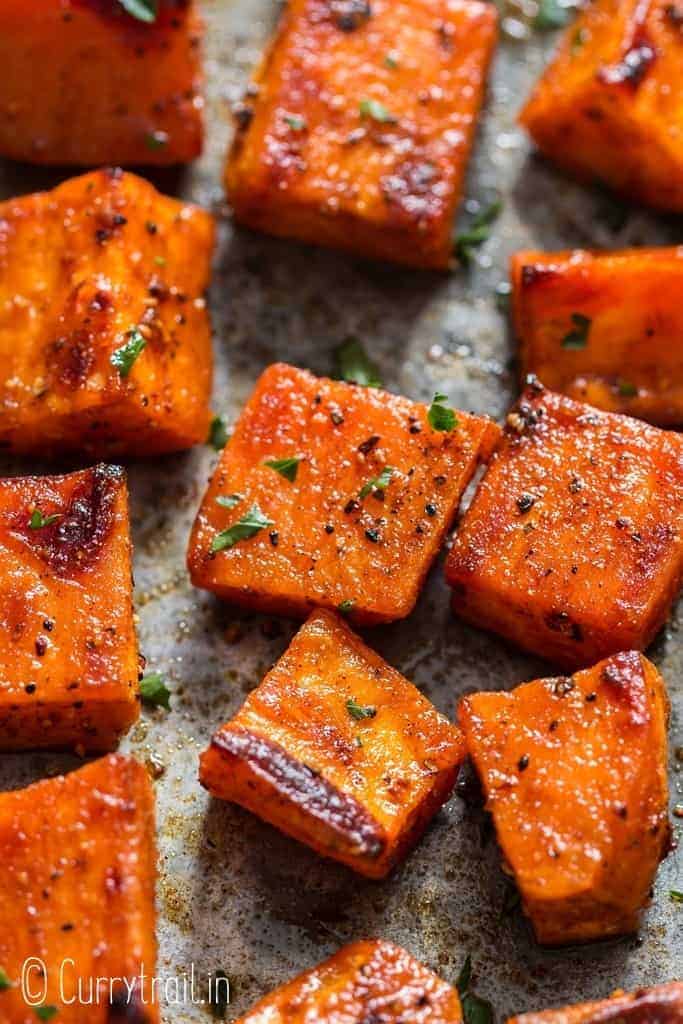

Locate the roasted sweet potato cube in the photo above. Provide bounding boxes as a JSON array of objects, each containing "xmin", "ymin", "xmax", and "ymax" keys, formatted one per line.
[
  {"xmin": 188, "ymin": 363, "xmax": 499, "ymax": 624},
  {"xmin": 512, "ymin": 247, "xmax": 683, "ymax": 427},
  {"xmin": 0, "ymin": 0, "xmax": 203, "ymax": 166},
  {"xmin": 0, "ymin": 169, "xmax": 214, "ymax": 459},
  {"xmin": 200, "ymin": 609, "xmax": 465, "ymax": 877},
  {"xmin": 445, "ymin": 382, "xmax": 683, "ymax": 668},
  {"xmin": 0, "ymin": 464, "xmax": 139, "ymax": 752},
  {"xmin": 508, "ymin": 982, "xmax": 683, "ymax": 1024},
  {"xmin": 0, "ymin": 754, "xmax": 158, "ymax": 1022},
  {"xmin": 460, "ymin": 651, "xmax": 670, "ymax": 946},
  {"xmin": 519, "ymin": 0, "xmax": 683, "ymax": 211},
  {"xmin": 235, "ymin": 939, "xmax": 463, "ymax": 1023},
  {"xmin": 225, "ymin": 0, "xmax": 498, "ymax": 268}
]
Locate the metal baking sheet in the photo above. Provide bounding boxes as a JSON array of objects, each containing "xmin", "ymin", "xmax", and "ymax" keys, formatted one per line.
[{"xmin": 0, "ymin": 0, "xmax": 681, "ymax": 1020}]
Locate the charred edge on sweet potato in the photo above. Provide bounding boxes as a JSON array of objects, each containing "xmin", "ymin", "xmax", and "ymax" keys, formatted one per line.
[
  {"xmin": 598, "ymin": 34, "xmax": 658, "ymax": 90},
  {"xmin": 210, "ymin": 726, "xmax": 386, "ymax": 857}
]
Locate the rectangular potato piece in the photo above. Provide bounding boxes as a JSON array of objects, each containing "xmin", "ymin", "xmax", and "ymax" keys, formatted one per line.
[
  {"xmin": 225, "ymin": 0, "xmax": 498, "ymax": 268},
  {"xmin": 460, "ymin": 651, "xmax": 670, "ymax": 945},
  {"xmin": 445, "ymin": 382, "xmax": 683, "ymax": 668},
  {"xmin": 235, "ymin": 939, "xmax": 463, "ymax": 1023},
  {"xmin": 0, "ymin": 0, "xmax": 203, "ymax": 166},
  {"xmin": 508, "ymin": 981, "xmax": 683, "ymax": 1024},
  {"xmin": 512, "ymin": 247, "xmax": 683, "ymax": 427},
  {"xmin": 200, "ymin": 609, "xmax": 466, "ymax": 877},
  {"xmin": 0, "ymin": 754, "xmax": 158, "ymax": 1023},
  {"xmin": 0, "ymin": 169, "xmax": 214, "ymax": 459},
  {"xmin": 519, "ymin": 0, "xmax": 683, "ymax": 211},
  {"xmin": 188, "ymin": 363, "xmax": 499, "ymax": 624},
  {"xmin": 0, "ymin": 464, "xmax": 139, "ymax": 752}
]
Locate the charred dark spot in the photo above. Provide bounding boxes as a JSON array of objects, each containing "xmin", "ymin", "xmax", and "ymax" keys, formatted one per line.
[
  {"xmin": 233, "ymin": 102, "xmax": 254, "ymax": 130},
  {"xmin": 546, "ymin": 611, "xmax": 583, "ymax": 642},
  {"xmin": 516, "ymin": 493, "xmax": 535, "ymax": 514},
  {"xmin": 331, "ymin": 0, "xmax": 371, "ymax": 31},
  {"xmin": 51, "ymin": 330, "xmax": 96, "ymax": 390},
  {"xmin": 552, "ymin": 676, "xmax": 575, "ymax": 697},
  {"xmin": 599, "ymin": 37, "xmax": 657, "ymax": 90},
  {"xmin": 35, "ymin": 636, "xmax": 48, "ymax": 657},
  {"xmin": 269, "ymin": 530, "xmax": 279, "ymax": 547},
  {"xmin": 324, "ymin": 524, "xmax": 334, "ymax": 534},
  {"xmin": 665, "ymin": 3, "xmax": 683, "ymax": 27},
  {"xmin": 517, "ymin": 754, "xmax": 530, "ymax": 771},
  {"xmin": 425, "ymin": 503, "xmax": 437, "ymax": 517},
  {"xmin": 365, "ymin": 528, "xmax": 380, "ymax": 543},
  {"xmin": 521, "ymin": 264, "xmax": 558, "ymax": 287},
  {"xmin": 344, "ymin": 499, "xmax": 361, "ymax": 514},
  {"xmin": 358, "ymin": 435, "xmax": 380, "ymax": 455},
  {"xmin": 600, "ymin": 651, "xmax": 650, "ymax": 726},
  {"xmin": 107, "ymin": 982, "xmax": 152, "ymax": 1023}
]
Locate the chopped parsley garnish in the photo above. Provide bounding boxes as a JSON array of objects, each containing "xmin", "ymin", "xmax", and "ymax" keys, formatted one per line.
[
  {"xmin": 154, "ymin": 255, "xmax": 166, "ymax": 267},
  {"xmin": 111, "ymin": 328, "xmax": 146, "ymax": 377},
  {"xmin": 428, "ymin": 393, "xmax": 458, "ymax": 431},
  {"xmin": 338, "ymin": 599, "xmax": 356, "ymax": 614},
  {"xmin": 264, "ymin": 456, "xmax": 301, "ymax": 482},
  {"xmin": 454, "ymin": 199, "xmax": 503, "ymax": 266},
  {"xmin": 384, "ymin": 51, "xmax": 399, "ymax": 68},
  {"xmin": 208, "ymin": 415, "xmax": 229, "ymax": 450},
  {"xmin": 359, "ymin": 98, "xmax": 396, "ymax": 123},
  {"xmin": 283, "ymin": 114, "xmax": 306, "ymax": 131},
  {"xmin": 35, "ymin": 1008, "xmax": 58, "ymax": 1022},
  {"xmin": 29, "ymin": 509, "xmax": 59, "ymax": 530},
  {"xmin": 211, "ymin": 504, "xmax": 274, "ymax": 553},
  {"xmin": 139, "ymin": 673, "xmax": 171, "ymax": 711},
  {"xmin": 216, "ymin": 493, "xmax": 244, "ymax": 510},
  {"xmin": 333, "ymin": 337, "xmax": 383, "ymax": 388},
  {"xmin": 571, "ymin": 25, "xmax": 588, "ymax": 52},
  {"xmin": 533, "ymin": 0, "xmax": 573, "ymax": 30},
  {"xmin": 359, "ymin": 466, "xmax": 394, "ymax": 499},
  {"xmin": 561, "ymin": 313, "xmax": 591, "ymax": 349},
  {"xmin": 671, "ymin": 890, "xmax": 683, "ymax": 903},
  {"xmin": 457, "ymin": 955, "xmax": 494, "ymax": 1024},
  {"xmin": 346, "ymin": 697, "xmax": 377, "ymax": 721},
  {"xmin": 617, "ymin": 379, "xmax": 638, "ymax": 397},
  {"xmin": 0, "ymin": 968, "xmax": 10, "ymax": 991},
  {"xmin": 146, "ymin": 130, "xmax": 169, "ymax": 150},
  {"xmin": 209, "ymin": 969, "xmax": 230, "ymax": 1019},
  {"xmin": 119, "ymin": 0, "xmax": 158, "ymax": 21}
]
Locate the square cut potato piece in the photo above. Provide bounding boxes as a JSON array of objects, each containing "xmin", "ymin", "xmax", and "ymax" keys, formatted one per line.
[
  {"xmin": 0, "ymin": 464, "xmax": 139, "ymax": 752},
  {"xmin": 0, "ymin": 754, "xmax": 158, "ymax": 1023},
  {"xmin": 512, "ymin": 247, "xmax": 683, "ymax": 428},
  {"xmin": 234, "ymin": 939, "xmax": 463, "ymax": 1023},
  {"xmin": 519, "ymin": 0, "xmax": 683, "ymax": 211},
  {"xmin": 225, "ymin": 0, "xmax": 498, "ymax": 268},
  {"xmin": 508, "ymin": 982, "xmax": 683, "ymax": 1024},
  {"xmin": 0, "ymin": 0, "xmax": 203, "ymax": 166},
  {"xmin": 188, "ymin": 362, "xmax": 500, "ymax": 624},
  {"xmin": 460, "ymin": 651, "xmax": 670, "ymax": 946},
  {"xmin": 200, "ymin": 609, "xmax": 466, "ymax": 878},
  {"xmin": 445, "ymin": 381, "xmax": 683, "ymax": 669},
  {"xmin": 0, "ymin": 169, "xmax": 214, "ymax": 459}
]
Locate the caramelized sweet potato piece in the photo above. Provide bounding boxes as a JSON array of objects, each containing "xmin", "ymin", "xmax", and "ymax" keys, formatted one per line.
[
  {"xmin": 460, "ymin": 651, "xmax": 670, "ymax": 946},
  {"xmin": 445, "ymin": 381, "xmax": 683, "ymax": 668},
  {"xmin": 235, "ymin": 939, "xmax": 463, "ymax": 1023},
  {"xmin": 188, "ymin": 363, "xmax": 499, "ymax": 624},
  {"xmin": 512, "ymin": 247, "xmax": 683, "ymax": 427},
  {"xmin": 200, "ymin": 609, "xmax": 465, "ymax": 877},
  {"xmin": 0, "ymin": 169, "xmax": 214, "ymax": 458},
  {"xmin": 519, "ymin": 0, "xmax": 683, "ymax": 211},
  {"xmin": 225, "ymin": 0, "xmax": 498, "ymax": 268},
  {"xmin": 0, "ymin": 0, "xmax": 203, "ymax": 166},
  {"xmin": 0, "ymin": 754, "xmax": 158, "ymax": 1023},
  {"xmin": 509, "ymin": 982, "xmax": 683, "ymax": 1024},
  {"xmin": 0, "ymin": 464, "xmax": 139, "ymax": 752},
  {"xmin": 508, "ymin": 981, "xmax": 683, "ymax": 1024}
]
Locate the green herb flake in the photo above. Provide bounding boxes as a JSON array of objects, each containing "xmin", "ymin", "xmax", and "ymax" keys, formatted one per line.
[
  {"xmin": 209, "ymin": 969, "xmax": 230, "ymax": 1020},
  {"xmin": 359, "ymin": 98, "xmax": 397, "ymax": 123},
  {"xmin": 428, "ymin": 393, "xmax": 458, "ymax": 432},
  {"xmin": 29, "ymin": 509, "xmax": 60, "ymax": 530},
  {"xmin": 35, "ymin": 1008, "xmax": 58, "ymax": 1022},
  {"xmin": 146, "ymin": 130, "xmax": 169, "ymax": 150},
  {"xmin": 671, "ymin": 890, "xmax": 683, "ymax": 904},
  {"xmin": 216, "ymin": 494, "xmax": 244, "ymax": 510},
  {"xmin": 283, "ymin": 114, "xmax": 306, "ymax": 131},
  {"xmin": 533, "ymin": 0, "xmax": 573, "ymax": 30},
  {"xmin": 333, "ymin": 337, "xmax": 383, "ymax": 388},
  {"xmin": 384, "ymin": 51, "xmax": 399, "ymax": 68},
  {"xmin": 571, "ymin": 25, "xmax": 588, "ymax": 52},
  {"xmin": 617, "ymin": 379, "xmax": 638, "ymax": 397},
  {"xmin": 111, "ymin": 328, "xmax": 146, "ymax": 378},
  {"xmin": 154, "ymin": 255, "xmax": 167, "ymax": 267},
  {"xmin": 0, "ymin": 968, "xmax": 10, "ymax": 991},
  {"xmin": 359, "ymin": 466, "xmax": 394, "ymax": 499},
  {"xmin": 338, "ymin": 599, "xmax": 356, "ymax": 615},
  {"xmin": 211, "ymin": 504, "xmax": 274, "ymax": 554},
  {"xmin": 456, "ymin": 955, "xmax": 494, "ymax": 1024},
  {"xmin": 561, "ymin": 313, "xmax": 592, "ymax": 350},
  {"xmin": 119, "ymin": 0, "xmax": 158, "ymax": 21},
  {"xmin": 207, "ymin": 415, "xmax": 229, "ymax": 450},
  {"xmin": 454, "ymin": 199, "xmax": 503, "ymax": 265},
  {"xmin": 140, "ymin": 673, "xmax": 171, "ymax": 711},
  {"xmin": 264, "ymin": 456, "xmax": 301, "ymax": 483},
  {"xmin": 346, "ymin": 697, "xmax": 377, "ymax": 721}
]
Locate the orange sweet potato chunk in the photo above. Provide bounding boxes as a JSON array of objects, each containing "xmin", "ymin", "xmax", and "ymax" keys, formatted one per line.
[
  {"xmin": 0, "ymin": 0, "xmax": 203, "ymax": 166},
  {"xmin": 0, "ymin": 169, "xmax": 215, "ymax": 459},
  {"xmin": 0, "ymin": 754, "xmax": 158, "ymax": 1023},
  {"xmin": 460, "ymin": 650, "xmax": 670, "ymax": 946},
  {"xmin": 508, "ymin": 982, "xmax": 683, "ymax": 1024},
  {"xmin": 235, "ymin": 939, "xmax": 463, "ymax": 1023},
  {"xmin": 225, "ymin": 0, "xmax": 498, "ymax": 268},
  {"xmin": 519, "ymin": 0, "xmax": 683, "ymax": 211},
  {"xmin": 0, "ymin": 464, "xmax": 139, "ymax": 752},
  {"xmin": 445, "ymin": 381, "xmax": 683, "ymax": 669},
  {"xmin": 512, "ymin": 247, "xmax": 683, "ymax": 427},
  {"xmin": 200, "ymin": 609, "xmax": 465, "ymax": 878},
  {"xmin": 188, "ymin": 363, "xmax": 500, "ymax": 624}
]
